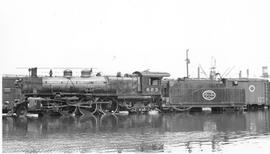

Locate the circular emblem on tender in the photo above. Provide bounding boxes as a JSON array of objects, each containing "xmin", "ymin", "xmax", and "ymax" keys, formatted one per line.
[
  {"xmin": 202, "ymin": 90, "xmax": 216, "ymax": 101},
  {"xmin": 249, "ymin": 85, "xmax": 255, "ymax": 92}
]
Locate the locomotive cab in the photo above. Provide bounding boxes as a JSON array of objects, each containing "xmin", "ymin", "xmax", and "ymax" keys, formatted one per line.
[{"xmin": 133, "ymin": 71, "xmax": 170, "ymax": 95}]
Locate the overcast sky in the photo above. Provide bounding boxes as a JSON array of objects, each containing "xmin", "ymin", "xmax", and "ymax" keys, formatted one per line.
[{"xmin": 1, "ymin": 0, "xmax": 270, "ymax": 78}]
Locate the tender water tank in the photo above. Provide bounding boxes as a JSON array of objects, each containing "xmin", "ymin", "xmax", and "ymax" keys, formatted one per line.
[
  {"xmin": 81, "ymin": 69, "xmax": 92, "ymax": 78},
  {"xmin": 63, "ymin": 69, "xmax": 72, "ymax": 78}
]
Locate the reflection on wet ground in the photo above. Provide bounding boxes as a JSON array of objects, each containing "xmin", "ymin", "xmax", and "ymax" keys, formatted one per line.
[{"xmin": 3, "ymin": 110, "xmax": 270, "ymax": 153}]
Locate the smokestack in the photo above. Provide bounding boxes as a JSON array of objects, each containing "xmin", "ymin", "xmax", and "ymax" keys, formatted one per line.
[
  {"xmin": 246, "ymin": 69, "xmax": 249, "ymax": 78},
  {"xmin": 29, "ymin": 67, "xmax": 37, "ymax": 77}
]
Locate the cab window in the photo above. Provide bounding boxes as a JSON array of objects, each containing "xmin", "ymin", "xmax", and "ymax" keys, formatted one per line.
[{"xmin": 149, "ymin": 78, "xmax": 160, "ymax": 86}]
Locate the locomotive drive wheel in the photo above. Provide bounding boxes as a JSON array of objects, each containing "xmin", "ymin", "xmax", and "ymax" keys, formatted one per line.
[
  {"xmin": 78, "ymin": 104, "xmax": 98, "ymax": 115},
  {"xmin": 78, "ymin": 97, "xmax": 98, "ymax": 115},
  {"xmin": 16, "ymin": 105, "xmax": 27, "ymax": 117}
]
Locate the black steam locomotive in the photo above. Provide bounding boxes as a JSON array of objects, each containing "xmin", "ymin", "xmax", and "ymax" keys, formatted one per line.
[{"xmin": 10, "ymin": 68, "xmax": 170, "ymax": 116}]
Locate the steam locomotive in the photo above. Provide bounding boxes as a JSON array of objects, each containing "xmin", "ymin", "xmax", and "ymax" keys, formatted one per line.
[{"xmin": 9, "ymin": 68, "xmax": 170, "ymax": 116}]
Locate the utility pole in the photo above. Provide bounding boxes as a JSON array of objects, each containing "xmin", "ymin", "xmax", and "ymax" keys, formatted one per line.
[{"xmin": 185, "ymin": 49, "xmax": 190, "ymax": 78}]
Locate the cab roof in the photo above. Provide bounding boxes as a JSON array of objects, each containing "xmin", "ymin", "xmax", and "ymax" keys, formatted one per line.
[{"xmin": 133, "ymin": 70, "xmax": 170, "ymax": 78}]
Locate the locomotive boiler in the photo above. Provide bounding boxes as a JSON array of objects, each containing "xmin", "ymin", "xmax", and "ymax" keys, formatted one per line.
[{"xmin": 12, "ymin": 68, "xmax": 170, "ymax": 116}]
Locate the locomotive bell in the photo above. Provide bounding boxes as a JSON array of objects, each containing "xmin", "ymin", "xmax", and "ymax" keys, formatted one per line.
[{"xmin": 63, "ymin": 69, "xmax": 72, "ymax": 78}]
